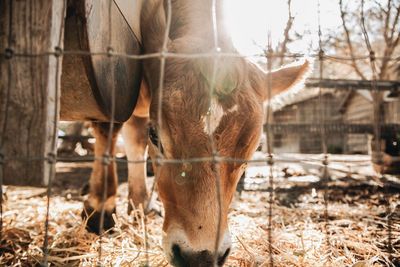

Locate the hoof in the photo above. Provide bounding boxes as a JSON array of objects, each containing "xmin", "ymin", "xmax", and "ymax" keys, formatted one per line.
[{"xmin": 81, "ymin": 203, "xmax": 116, "ymax": 234}]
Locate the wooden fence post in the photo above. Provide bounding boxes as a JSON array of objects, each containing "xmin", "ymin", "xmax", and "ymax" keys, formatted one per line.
[{"xmin": 0, "ymin": 0, "xmax": 66, "ymax": 186}]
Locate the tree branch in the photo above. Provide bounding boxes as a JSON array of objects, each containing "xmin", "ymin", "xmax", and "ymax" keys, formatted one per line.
[
  {"xmin": 389, "ymin": 3, "xmax": 400, "ymax": 43},
  {"xmin": 373, "ymin": 0, "xmax": 388, "ymax": 14},
  {"xmin": 339, "ymin": 0, "xmax": 366, "ymax": 79},
  {"xmin": 383, "ymin": 0, "xmax": 392, "ymax": 42},
  {"xmin": 380, "ymin": 2, "xmax": 400, "ymax": 79},
  {"xmin": 278, "ymin": 0, "xmax": 294, "ymax": 66}
]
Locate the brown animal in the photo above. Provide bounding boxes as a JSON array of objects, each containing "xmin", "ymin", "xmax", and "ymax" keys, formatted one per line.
[{"xmin": 82, "ymin": 0, "xmax": 311, "ymax": 266}]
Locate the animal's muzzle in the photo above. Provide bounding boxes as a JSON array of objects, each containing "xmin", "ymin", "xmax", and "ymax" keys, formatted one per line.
[{"xmin": 171, "ymin": 244, "xmax": 230, "ymax": 267}]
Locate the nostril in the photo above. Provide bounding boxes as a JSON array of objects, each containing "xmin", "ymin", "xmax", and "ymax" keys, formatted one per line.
[
  {"xmin": 171, "ymin": 244, "xmax": 229, "ymax": 266},
  {"xmin": 217, "ymin": 247, "xmax": 231, "ymax": 266},
  {"xmin": 172, "ymin": 244, "xmax": 186, "ymax": 266},
  {"xmin": 172, "ymin": 244, "xmax": 181, "ymax": 256}
]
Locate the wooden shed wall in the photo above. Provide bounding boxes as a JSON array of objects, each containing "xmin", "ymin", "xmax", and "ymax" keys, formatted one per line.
[
  {"xmin": 343, "ymin": 93, "xmax": 374, "ymax": 123},
  {"xmin": 272, "ymin": 105, "xmax": 300, "ymax": 153},
  {"xmin": 385, "ymin": 99, "xmax": 400, "ymax": 124},
  {"xmin": 342, "ymin": 93, "xmax": 374, "ymax": 154},
  {"xmin": 272, "ymin": 94, "xmax": 344, "ymax": 153}
]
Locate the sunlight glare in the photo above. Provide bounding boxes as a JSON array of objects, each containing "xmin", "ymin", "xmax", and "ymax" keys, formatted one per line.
[
  {"xmin": 223, "ymin": 0, "xmax": 341, "ymax": 56},
  {"xmin": 224, "ymin": 0, "xmax": 288, "ymax": 55}
]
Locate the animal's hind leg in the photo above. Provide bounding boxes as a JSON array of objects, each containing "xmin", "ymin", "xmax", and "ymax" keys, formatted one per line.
[
  {"xmin": 121, "ymin": 115, "xmax": 149, "ymax": 214},
  {"xmin": 82, "ymin": 122, "xmax": 123, "ymax": 234}
]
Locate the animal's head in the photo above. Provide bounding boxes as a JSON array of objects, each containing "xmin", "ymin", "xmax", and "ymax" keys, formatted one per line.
[{"xmin": 141, "ymin": 1, "xmax": 311, "ymax": 265}]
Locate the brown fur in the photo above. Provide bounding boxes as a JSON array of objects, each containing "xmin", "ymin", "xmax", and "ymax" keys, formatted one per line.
[
  {"xmin": 85, "ymin": 0, "xmax": 311, "ymax": 263},
  {"xmin": 122, "ymin": 115, "xmax": 150, "ymax": 213},
  {"xmin": 82, "ymin": 121, "xmax": 122, "ymax": 234},
  {"xmin": 140, "ymin": 0, "xmax": 311, "ymax": 263},
  {"xmin": 83, "ymin": 81, "xmax": 152, "ymax": 231}
]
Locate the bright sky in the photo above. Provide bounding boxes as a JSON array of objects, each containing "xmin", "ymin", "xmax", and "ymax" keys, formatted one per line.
[{"xmin": 224, "ymin": 0, "xmax": 342, "ymax": 56}]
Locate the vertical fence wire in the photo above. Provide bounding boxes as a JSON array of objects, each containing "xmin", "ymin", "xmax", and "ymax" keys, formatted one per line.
[
  {"xmin": 144, "ymin": 0, "xmax": 172, "ymax": 265},
  {"xmin": 208, "ymin": 0, "xmax": 224, "ymax": 263},
  {"xmin": 266, "ymin": 33, "xmax": 275, "ymax": 267},
  {"xmin": 0, "ymin": 0, "xmax": 14, "ymax": 242},
  {"xmin": 42, "ymin": 1, "xmax": 67, "ymax": 266},
  {"xmin": 98, "ymin": 0, "xmax": 115, "ymax": 264},
  {"xmin": 317, "ymin": 0, "xmax": 331, "ymax": 253},
  {"xmin": 145, "ymin": 0, "xmax": 172, "ymax": 214},
  {"xmin": 145, "ymin": 0, "xmax": 172, "ymax": 212},
  {"xmin": 360, "ymin": 0, "xmax": 393, "ymax": 261}
]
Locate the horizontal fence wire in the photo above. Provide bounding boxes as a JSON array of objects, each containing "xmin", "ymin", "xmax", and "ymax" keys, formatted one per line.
[
  {"xmin": 1, "ymin": 49, "xmax": 400, "ymax": 61},
  {"xmin": 0, "ymin": 153, "xmax": 378, "ymax": 165}
]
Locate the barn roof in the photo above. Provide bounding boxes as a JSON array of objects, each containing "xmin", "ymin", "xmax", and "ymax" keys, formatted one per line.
[{"xmin": 270, "ymin": 87, "xmax": 335, "ymax": 111}]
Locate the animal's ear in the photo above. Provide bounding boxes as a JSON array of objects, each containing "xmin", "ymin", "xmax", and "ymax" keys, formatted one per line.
[{"xmin": 259, "ymin": 60, "xmax": 312, "ymax": 101}]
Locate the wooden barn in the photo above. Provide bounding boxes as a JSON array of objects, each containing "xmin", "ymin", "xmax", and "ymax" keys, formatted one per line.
[
  {"xmin": 339, "ymin": 90, "xmax": 400, "ymax": 154},
  {"xmin": 270, "ymin": 88, "xmax": 345, "ymax": 154}
]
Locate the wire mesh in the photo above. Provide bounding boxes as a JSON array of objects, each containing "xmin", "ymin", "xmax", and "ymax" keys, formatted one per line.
[{"xmin": 0, "ymin": 0, "xmax": 399, "ymax": 266}]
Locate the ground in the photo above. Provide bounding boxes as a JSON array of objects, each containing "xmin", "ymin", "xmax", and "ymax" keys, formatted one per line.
[{"xmin": 0, "ymin": 153, "xmax": 399, "ymax": 266}]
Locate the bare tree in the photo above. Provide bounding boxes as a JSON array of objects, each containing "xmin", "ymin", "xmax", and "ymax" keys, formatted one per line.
[{"xmin": 337, "ymin": 0, "xmax": 400, "ymax": 80}]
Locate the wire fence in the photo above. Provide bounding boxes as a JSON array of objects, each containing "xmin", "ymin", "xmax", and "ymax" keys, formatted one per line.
[{"xmin": 0, "ymin": 0, "xmax": 399, "ymax": 266}]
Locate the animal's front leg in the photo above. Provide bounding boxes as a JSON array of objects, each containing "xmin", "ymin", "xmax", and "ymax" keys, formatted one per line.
[
  {"xmin": 82, "ymin": 122, "xmax": 123, "ymax": 234},
  {"xmin": 122, "ymin": 115, "xmax": 150, "ymax": 214}
]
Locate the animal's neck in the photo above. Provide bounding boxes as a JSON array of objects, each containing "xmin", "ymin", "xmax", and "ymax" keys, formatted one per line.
[{"xmin": 169, "ymin": 0, "xmax": 234, "ymax": 52}]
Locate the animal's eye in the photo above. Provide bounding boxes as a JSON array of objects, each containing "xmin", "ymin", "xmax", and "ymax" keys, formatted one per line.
[{"xmin": 148, "ymin": 125, "xmax": 164, "ymax": 154}]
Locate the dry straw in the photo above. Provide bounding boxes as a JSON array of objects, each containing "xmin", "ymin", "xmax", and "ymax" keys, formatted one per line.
[{"xmin": 1, "ymin": 175, "xmax": 398, "ymax": 266}]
